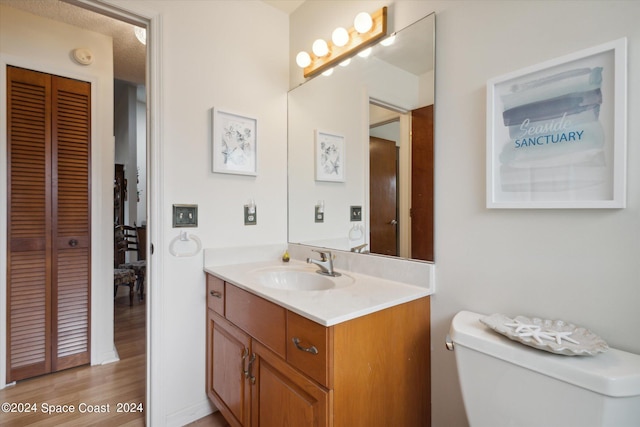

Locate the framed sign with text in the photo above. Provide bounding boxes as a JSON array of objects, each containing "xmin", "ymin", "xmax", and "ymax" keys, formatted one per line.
[{"xmin": 486, "ymin": 38, "xmax": 627, "ymax": 208}]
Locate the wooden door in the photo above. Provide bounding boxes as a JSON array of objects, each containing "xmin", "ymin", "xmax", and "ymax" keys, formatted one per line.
[
  {"xmin": 251, "ymin": 341, "xmax": 329, "ymax": 427},
  {"xmin": 208, "ymin": 311, "xmax": 251, "ymax": 427},
  {"xmin": 369, "ymin": 136, "xmax": 398, "ymax": 256},
  {"xmin": 411, "ymin": 105, "xmax": 434, "ymax": 261},
  {"xmin": 6, "ymin": 66, "xmax": 91, "ymax": 382},
  {"xmin": 51, "ymin": 74, "xmax": 91, "ymax": 372}
]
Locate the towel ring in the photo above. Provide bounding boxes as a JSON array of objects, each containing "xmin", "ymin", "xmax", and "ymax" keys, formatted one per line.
[
  {"xmin": 348, "ymin": 223, "xmax": 363, "ymax": 240},
  {"xmin": 169, "ymin": 231, "xmax": 202, "ymax": 257}
]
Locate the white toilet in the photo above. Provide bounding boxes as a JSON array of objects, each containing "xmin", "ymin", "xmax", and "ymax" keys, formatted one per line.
[{"xmin": 448, "ymin": 310, "xmax": 640, "ymax": 427}]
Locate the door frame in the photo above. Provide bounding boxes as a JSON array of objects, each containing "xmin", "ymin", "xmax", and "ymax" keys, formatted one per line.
[
  {"xmin": 1, "ymin": 1, "xmax": 163, "ymax": 424},
  {"xmin": 71, "ymin": 3, "xmax": 164, "ymax": 425}
]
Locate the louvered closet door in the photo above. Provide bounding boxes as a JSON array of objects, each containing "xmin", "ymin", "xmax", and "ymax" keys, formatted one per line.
[
  {"xmin": 7, "ymin": 67, "xmax": 53, "ymax": 382},
  {"xmin": 51, "ymin": 75, "xmax": 91, "ymax": 371},
  {"xmin": 7, "ymin": 66, "xmax": 91, "ymax": 382}
]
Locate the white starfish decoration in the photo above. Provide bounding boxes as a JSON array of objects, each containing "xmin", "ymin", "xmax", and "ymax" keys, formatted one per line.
[{"xmin": 504, "ymin": 319, "xmax": 579, "ymax": 345}]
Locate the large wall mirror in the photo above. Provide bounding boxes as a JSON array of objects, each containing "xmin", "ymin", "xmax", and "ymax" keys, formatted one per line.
[{"xmin": 288, "ymin": 13, "xmax": 435, "ymax": 262}]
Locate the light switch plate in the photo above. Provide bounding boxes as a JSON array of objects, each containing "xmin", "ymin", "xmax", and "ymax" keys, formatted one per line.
[
  {"xmin": 173, "ymin": 204, "xmax": 198, "ymax": 227},
  {"xmin": 350, "ymin": 206, "xmax": 362, "ymax": 221}
]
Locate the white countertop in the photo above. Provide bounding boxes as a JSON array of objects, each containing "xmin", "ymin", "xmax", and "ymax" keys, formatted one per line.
[{"xmin": 204, "ymin": 259, "xmax": 432, "ymax": 326}]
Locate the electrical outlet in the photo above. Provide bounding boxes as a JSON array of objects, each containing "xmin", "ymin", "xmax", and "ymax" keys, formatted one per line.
[
  {"xmin": 315, "ymin": 206, "xmax": 324, "ymax": 223},
  {"xmin": 244, "ymin": 205, "xmax": 257, "ymax": 225},
  {"xmin": 350, "ymin": 206, "xmax": 362, "ymax": 221}
]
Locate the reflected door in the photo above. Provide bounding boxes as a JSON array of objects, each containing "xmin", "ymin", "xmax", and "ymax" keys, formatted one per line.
[
  {"xmin": 370, "ymin": 137, "xmax": 398, "ymax": 256},
  {"xmin": 411, "ymin": 105, "xmax": 434, "ymax": 261}
]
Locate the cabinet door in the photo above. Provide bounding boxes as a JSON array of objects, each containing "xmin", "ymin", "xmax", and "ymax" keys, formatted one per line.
[
  {"xmin": 251, "ymin": 341, "xmax": 330, "ymax": 427},
  {"xmin": 207, "ymin": 310, "xmax": 251, "ymax": 427}
]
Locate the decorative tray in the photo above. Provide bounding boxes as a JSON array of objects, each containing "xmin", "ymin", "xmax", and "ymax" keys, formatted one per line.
[{"xmin": 480, "ymin": 313, "xmax": 609, "ymax": 356}]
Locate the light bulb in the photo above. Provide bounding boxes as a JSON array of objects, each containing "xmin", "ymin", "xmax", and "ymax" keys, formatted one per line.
[
  {"xmin": 134, "ymin": 26, "xmax": 146, "ymax": 45},
  {"xmin": 312, "ymin": 39, "xmax": 329, "ymax": 57},
  {"xmin": 354, "ymin": 12, "xmax": 373, "ymax": 33},
  {"xmin": 332, "ymin": 27, "xmax": 349, "ymax": 47},
  {"xmin": 381, "ymin": 34, "xmax": 396, "ymax": 47},
  {"xmin": 339, "ymin": 58, "xmax": 351, "ymax": 67},
  {"xmin": 322, "ymin": 68, "xmax": 334, "ymax": 77},
  {"xmin": 296, "ymin": 51, "xmax": 311, "ymax": 68},
  {"xmin": 358, "ymin": 47, "xmax": 372, "ymax": 58}
]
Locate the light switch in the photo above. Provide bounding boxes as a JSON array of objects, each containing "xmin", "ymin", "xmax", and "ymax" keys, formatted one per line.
[
  {"xmin": 173, "ymin": 204, "xmax": 198, "ymax": 227},
  {"xmin": 350, "ymin": 206, "xmax": 362, "ymax": 221}
]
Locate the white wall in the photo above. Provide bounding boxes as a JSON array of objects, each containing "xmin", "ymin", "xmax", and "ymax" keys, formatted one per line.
[
  {"xmin": 106, "ymin": 1, "xmax": 289, "ymax": 424},
  {"xmin": 0, "ymin": 4, "xmax": 117, "ymax": 387},
  {"xmin": 136, "ymin": 87, "xmax": 147, "ymax": 226},
  {"xmin": 292, "ymin": 1, "xmax": 640, "ymax": 426},
  {"xmin": 114, "ymin": 80, "xmax": 139, "ymax": 226}
]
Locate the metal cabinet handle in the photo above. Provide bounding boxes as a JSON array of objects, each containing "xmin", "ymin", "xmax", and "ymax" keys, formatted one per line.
[
  {"xmin": 242, "ymin": 348, "xmax": 250, "ymax": 378},
  {"xmin": 209, "ymin": 290, "xmax": 222, "ymax": 298},
  {"xmin": 247, "ymin": 353, "xmax": 256, "ymax": 384},
  {"xmin": 69, "ymin": 239, "xmax": 78, "ymax": 247},
  {"xmin": 292, "ymin": 337, "xmax": 319, "ymax": 355}
]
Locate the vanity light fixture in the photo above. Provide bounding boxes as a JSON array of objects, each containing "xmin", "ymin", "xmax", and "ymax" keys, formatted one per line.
[{"xmin": 295, "ymin": 6, "xmax": 387, "ymax": 79}]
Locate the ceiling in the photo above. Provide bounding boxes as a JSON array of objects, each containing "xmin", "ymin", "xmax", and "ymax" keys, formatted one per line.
[{"xmin": 0, "ymin": 0, "xmax": 305, "ymax": 86}]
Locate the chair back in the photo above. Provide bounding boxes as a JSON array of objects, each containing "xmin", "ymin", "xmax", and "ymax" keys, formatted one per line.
[{"xmin": 115, "ymin": 225, "xmax": 139, "ymax": 266}]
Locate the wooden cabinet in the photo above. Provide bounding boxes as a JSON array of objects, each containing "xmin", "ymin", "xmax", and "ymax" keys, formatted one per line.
[
  {"xmin": 207, "ymin": 311, "xmax": 251, "ymax": 426},
  {"xmin": 206, "ymin": 273, "xmax": 430, "ymax": 427},
  {"xmin": 251, "ymin": 340, "xmax": 330, "ymax": 427}
]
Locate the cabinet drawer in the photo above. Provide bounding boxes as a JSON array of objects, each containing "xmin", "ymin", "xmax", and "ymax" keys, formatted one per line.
[
  {"xmin": 287, "ymin": 311, "xmax": 332, "ymax": 388},
  {"xmin": 206, "ymin": 274, "xmax": 225, "ymax": 315},
  {"xmin": 226, "ymin": 284, "xmax": 286, "ymax": 358}
]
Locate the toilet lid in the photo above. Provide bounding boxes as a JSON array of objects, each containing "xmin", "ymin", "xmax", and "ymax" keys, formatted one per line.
[{"xmin": 450, "ymin": 311, "xmax": 640, "ymax": 397}]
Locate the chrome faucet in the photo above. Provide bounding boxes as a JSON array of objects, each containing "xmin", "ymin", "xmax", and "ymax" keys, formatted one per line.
[
  {"xmin": 350, "ymin": 243, "xmax": 368, "ymax": 253},
  {"xmin": 307, "ymin": 249, "xmax": 341, "ymax": 277}
]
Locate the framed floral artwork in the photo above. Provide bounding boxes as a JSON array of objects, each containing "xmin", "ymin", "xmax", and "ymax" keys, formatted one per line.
[
  {"xmin": 212, "ymin": 108, "xmax": 257, "ymax": 176},
  {"xmin": 315, "ymin": 130, "xmax": 345, "ymax": 182}
]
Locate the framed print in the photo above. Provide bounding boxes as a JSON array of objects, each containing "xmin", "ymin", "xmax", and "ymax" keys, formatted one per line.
[
  {"xmin": 487, "ymin": 38, "xmax": 627, "ymax": 208},
  {"xmin": 315, "ymin": 130, "xmax": 345, "ymax": 182},
  {"xmin": 211, "ymin": 108, "xmax": 257, "ymax": 176}
]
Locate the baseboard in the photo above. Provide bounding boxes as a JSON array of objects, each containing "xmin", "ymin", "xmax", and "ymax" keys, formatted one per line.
[
  {"xmin": 97, "ymin": 344, "xmax": 120, "ymax": 365},
  {"xmin": 165, "ymin": 398, "xmax": 216, "ymax": 427}
]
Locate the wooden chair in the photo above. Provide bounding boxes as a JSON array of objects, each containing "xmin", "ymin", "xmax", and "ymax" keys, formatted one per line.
[
  {"xmin": 114, "ymin": 225, "xmax": 147, "ymax": 303},
  {"xmin": 114, "ymin": 268, "xmax": 137, "ymax": 306}
]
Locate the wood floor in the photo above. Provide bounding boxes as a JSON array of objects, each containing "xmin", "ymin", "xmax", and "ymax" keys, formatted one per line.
[
  {"xmin": 0, "ymin": 295, "xmax": 146, "ymax": 426},
  {"xmin": 1, "ymin": 294, "xmax": 229, "ymax": 426}
]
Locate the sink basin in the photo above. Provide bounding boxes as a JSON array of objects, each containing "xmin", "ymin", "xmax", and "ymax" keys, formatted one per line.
[{"xmin": 248, "ymin": 266, "xmax": 353, "ymax": 291}]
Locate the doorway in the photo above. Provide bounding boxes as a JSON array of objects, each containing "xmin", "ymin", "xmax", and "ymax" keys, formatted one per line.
[
  {"xmin": 1, "ymin": 0, "xmax": 154, "ymax": 423},
  {"xmin": 369, "ymin": 102, "xmax": 434, "ymax": 261}
]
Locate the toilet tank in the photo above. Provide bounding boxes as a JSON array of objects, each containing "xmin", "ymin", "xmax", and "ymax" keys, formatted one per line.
[{"xmin": 449, "ymin": 311, "xmax": 640, "ymax": 427}]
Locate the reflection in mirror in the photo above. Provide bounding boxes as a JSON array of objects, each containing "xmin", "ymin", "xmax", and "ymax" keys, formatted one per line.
[{"xmin": 288, "ymin": 13, "xmax": 434, "ymax": 262}]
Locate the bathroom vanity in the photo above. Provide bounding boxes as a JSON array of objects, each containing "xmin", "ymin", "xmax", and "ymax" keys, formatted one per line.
[{"xmin": 204, "ymin": 260, "xmax": 431, "ymax": 426}]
